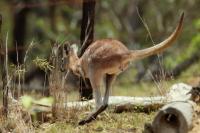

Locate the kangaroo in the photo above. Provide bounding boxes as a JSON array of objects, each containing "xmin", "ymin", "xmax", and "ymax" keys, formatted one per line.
[{"xmin": 63, "ymin": 13, "xmax": 184, "ymax": 125}]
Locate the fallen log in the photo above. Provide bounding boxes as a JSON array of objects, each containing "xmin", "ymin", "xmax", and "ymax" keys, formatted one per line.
[
  {"xmin": 64, "ymin": 83, "xmax": 193, "ymax": 112},
  {"xmin": 143, "ymin": 83, "xmax": 200, "ymax": 133},
  {"xmin": 27, "ymin": 83, "xmax": 193, "ymax": 114},
  {"xmin": 147, "ymin": 101, "xmax": 195, "ymax": 133}
]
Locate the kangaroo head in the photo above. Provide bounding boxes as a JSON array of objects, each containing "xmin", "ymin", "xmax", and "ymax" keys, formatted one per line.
[{"xmin": 62, "ymin": 43, "xmax": 82, "ymax": 77}]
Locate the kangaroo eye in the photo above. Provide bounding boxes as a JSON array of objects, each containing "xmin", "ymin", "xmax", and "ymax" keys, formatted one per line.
[
  {"xmin": 61, "ymin": 58, "xmax": 64, "ymax": 64},
  {"xmin": 62, "ymin": 57, "xmax": 66, "ymax": 62}
]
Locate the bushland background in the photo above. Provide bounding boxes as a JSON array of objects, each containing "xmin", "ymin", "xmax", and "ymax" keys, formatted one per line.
[{"xmin": 0, "ymin": 0, "xmax": 200, "ymax": 133}]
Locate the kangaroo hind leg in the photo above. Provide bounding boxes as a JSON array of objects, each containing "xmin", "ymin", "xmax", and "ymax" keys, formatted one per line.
[
  {"xmin": 78, "ymin": 74, "xmax": 116, "ymax": 125},
  {"xmin": 103, "ymin": 74, "xmax": 116, "ymax": 105},
  {"xmin": 79, "ymin": 71, "xmax": 103, "ymax": 125}
]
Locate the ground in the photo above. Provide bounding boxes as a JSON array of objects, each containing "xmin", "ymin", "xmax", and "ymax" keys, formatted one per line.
[
  {"xmin": 36, "ymin": 62, "xmax": 200, "ymax": 133},
  {"xmin": 37, "ymin": 112, "xmax": 156, "ymax": 133},
  {"xmin": 1, "ymin": 62, "xmax": 200, "ymax": 133}
]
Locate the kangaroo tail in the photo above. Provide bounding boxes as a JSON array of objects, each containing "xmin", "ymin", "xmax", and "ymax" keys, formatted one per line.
[{"xmin": 130, "ymin": 12, "xmax": 184, "ymax": 60}]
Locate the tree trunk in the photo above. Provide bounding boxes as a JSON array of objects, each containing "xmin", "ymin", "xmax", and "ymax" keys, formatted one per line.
[
  {"xmin": 79, "ymin": 0, "xmax": 96, "ymax": 100},
  {"xmin": 49, "ymin": 44, "xmax": 66, "ymax": 119},
  {"xmin": 9, "ymin": 6, "xmax": 29, "ymax": 64},
  {"xmin": 0, "ymin": 15, "xmax": 9, "ymax": 117},
  {"xmin": 49, "ymin": 0, "xmax": 57, "ymax": 44}
]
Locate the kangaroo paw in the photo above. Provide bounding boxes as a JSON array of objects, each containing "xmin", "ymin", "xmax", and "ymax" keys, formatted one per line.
[{"xmin": 78, "ymin": 116, "xmax": 96, "ymax": 125}]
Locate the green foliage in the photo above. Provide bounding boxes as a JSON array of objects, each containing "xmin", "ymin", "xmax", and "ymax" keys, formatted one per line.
[
  {"xmin": 33, "ymin": 57, "xmax": 54, "ymax": 72},
  {"xmin": 194, "ymin": 19, "xmax": 200, "ymax": 28},
  {"xmin": 189, "ymin": 34, "xmax": 200, "ymax": 53},
  {"xmin": 21, "ymin": 95, "xmax": 54, "ymax": 110},
  {"xmin": 164, "ymin": 17, "xmax": 200, "ymax": 69},
  {"xmin": 188, "ymin": 19, "xmax": 200, "ymax": 53},
  {"xmin": 21, "ymin": 95, "xmax": 34, "ymax": 109}
]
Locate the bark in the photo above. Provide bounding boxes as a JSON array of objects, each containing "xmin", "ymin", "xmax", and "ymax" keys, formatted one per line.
[
  {"xmin": 0, "ymin": 15, "xmax": 9, "ymax": 117},
  {"xmin": 49, "ymin": 44, "xmax": 66, "ymax": 119},
  {"xmin": 0, "ymin": 15, "xmax": 2, "ymax": 57},
  {"xmin": 79, "ymin": 0, "xmax": 96, "ymax": 100},
  {"xmin": 79, "ymin": 0, "xmax": 95, "ymax": 56},
  {"xmin": 49, "ymin": 0, "xmax": 57, "ymax": 33},
  {"xmin": 49, "ymin": 0, "xmax": 57, "ymax": 44}
]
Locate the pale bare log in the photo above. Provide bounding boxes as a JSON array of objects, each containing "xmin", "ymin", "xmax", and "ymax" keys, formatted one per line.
[
  {"xmin": 62, "ymin": 83, "xmax": 191, "ymax": 111},
  {"xmin": 30, "ymin": 83, "xmax": 193, "ymax": 113},
  {"xmin": 144, "ymin": 101, "xmax": 195, "ymax": 133}
]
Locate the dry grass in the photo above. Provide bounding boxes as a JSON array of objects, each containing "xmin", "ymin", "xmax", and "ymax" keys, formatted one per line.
[
  {"xmin": 0, "ymin": 96, "xmax": 34, "ymax": 133},
  {"xmin": 36, "ymin": 110, "xmax": 156, "ymax": 133}
]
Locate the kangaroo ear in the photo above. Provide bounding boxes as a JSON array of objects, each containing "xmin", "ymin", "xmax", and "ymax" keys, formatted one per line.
[
  {"xmin": 63, "ymin": 42, "xmax": 70, "ymax": 55},
  {"xmin": 70, "ymin": 44, "xmax": 79, "ymax": 54}
]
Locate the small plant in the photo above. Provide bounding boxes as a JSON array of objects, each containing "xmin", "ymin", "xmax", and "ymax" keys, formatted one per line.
[
  {"xmin": 33, "ymin": 57, "xmax": 54, "ymax": 72},
  {"xmin": 10, "ymin": 64, "xmax": 26, "ymax": 77}
]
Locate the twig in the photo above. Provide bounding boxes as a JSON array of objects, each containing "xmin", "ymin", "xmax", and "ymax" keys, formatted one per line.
[
  {"xmin": 23, "ymin": 40, "xmax": 34, "ymax": 64},
  {"xmin": 5, "ymin": 33, "xmax": 8, "ymax": 83},
  {"xmin": 136, "ymin": 7, "xmax": 155, "ymax": 45},
  {"xmin": 79, "ymin": 18, "xmax": 92, "ymax": 55},
  {"xmin": 136, "ymin": 7, "xmax": 167, "ymax": 94}
]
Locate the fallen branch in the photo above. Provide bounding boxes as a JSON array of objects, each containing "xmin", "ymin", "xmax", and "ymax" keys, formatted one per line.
[{"xmin": 28, "ymin": 83, "xmax": 193, "ymax": 114}]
